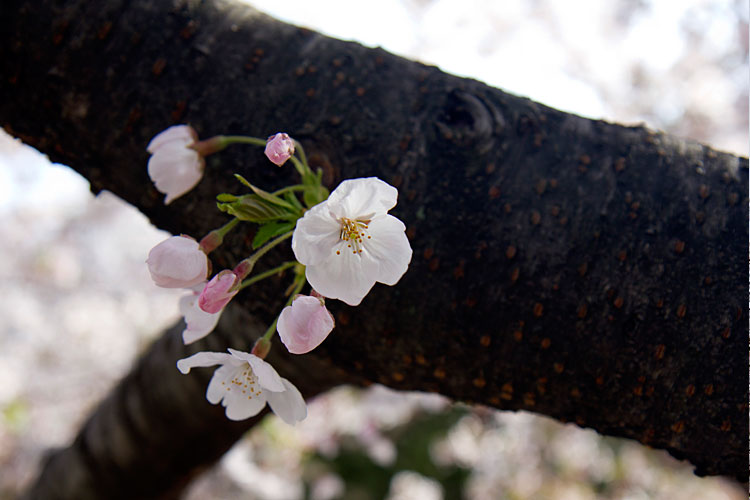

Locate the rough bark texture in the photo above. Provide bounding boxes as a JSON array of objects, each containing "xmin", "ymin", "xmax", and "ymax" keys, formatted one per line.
[{"xmin": 1, "ymin": 0, "xmax": 747, "ymax": 497}]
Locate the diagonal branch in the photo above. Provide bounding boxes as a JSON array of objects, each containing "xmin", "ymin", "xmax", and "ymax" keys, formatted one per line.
[{"xmin": 2, "ymin": 0, "xmax": 747, "ymax": 495}]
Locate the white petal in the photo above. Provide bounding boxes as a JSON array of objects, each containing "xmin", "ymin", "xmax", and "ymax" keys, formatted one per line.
[
  {"xmin": 176, "ymin": 351, "xmax": 232, "ymax": 374},
  {"xmin": 305, "ymin": 247, "xmax": 376, "ymax": 306},
  {"xmin": 291, "ymin": 201, "xmax": 341, "ymax": 266},
  {"xmin": 228, "ymin": 349, "xmax": 285, "ymax": 392},
  {"xmin": 361, "ymin": 215, "xmax": 413, "ymax": 286},
  {"xmin": 180, "ymin": 293, "xmax": 222, "ymax": 344},
  {"xmin": 206, "ymin": 363, "xmax": 240, "ymax": 404},
  {"xmin": 326, "ymin": 177, "xmax": 398, "ymax": 219},
  {"xmin": 147, "ymin": 124, "xmax": 195, "ymax": 152},
  {"xmin": 147, "ymin": 145, "xmax": 203, "ymax": 204},
  {"xmin": 266, "ymin": 378, "xmax": 307, "ymax": 424},
  {"xmin": 221, "ymin": 374, "xmax": 267, "ymax": 421}
]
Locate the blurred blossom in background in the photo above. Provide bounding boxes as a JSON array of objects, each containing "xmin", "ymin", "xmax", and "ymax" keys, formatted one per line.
[{"xmin": 0, "ymin": 0, "xmax": 747, "ymax": 498}]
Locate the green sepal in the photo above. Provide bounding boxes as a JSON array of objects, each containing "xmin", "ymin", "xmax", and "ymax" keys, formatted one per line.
[
  {"xmin": 216, "ymin": 193, "xmax": 238, "ymax": 202},
  {"xmin": 252, "ymin": 221, "xmax": 296, "ymax": 249},
  {"xmin": 217, "ymin": 194, "xmax": 295, "ymax": 223},
  {"xmin": 234, "ymin": 174, "xmax": 295, "ymax": 210}
]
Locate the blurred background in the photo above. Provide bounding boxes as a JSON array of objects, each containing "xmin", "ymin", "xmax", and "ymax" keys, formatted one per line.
[{"xmin": 0, "ymin": 0, "xmax": 747, "ymax": 498}]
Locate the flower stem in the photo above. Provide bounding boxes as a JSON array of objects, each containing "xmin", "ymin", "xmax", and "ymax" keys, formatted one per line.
[
  {"xmin": 260, "ymin": 275, "xmax": 306, "ymax": 342},
  {"xmin": 218, "ymin": 135, "xmax": 267, "ymax": 147},
  {"xmin": 288, "ymin": 155, "xmax": 310, "ymax": 179},
  {"xmin": 293, "ymin": 140, "xmax": 308, "ymax": 167},
  {"xmin": 238, "ymin": 261, "xmax": 296, "ymax": 290},
  {"xmin": 199, "ymin": 218, "xmax": 239, "ymax": 253},
  {"xmin": 233, "ymin": 230, "xmax": 293, "ymax": 279}
]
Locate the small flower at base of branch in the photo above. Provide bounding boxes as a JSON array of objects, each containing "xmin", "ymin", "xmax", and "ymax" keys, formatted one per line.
[
  {"xmin": 177, "ymin": 349, "xmax": 307, "ymax": 423},
  {"xmin": 147, "ymin": 125, "xmax": 205, "ymax": 204},
  {"xmin": 179, "ymin": 289, "xmax": 222, "ymax": 344},
  {"xmin": 147, "ymin": 235, "xmax": 209, "ymax": 288},
  {"xmin": 277, "ymin": 295, "xmax": 335, "ymax": 354},
  {"xmin": 198, "ymin": 270, "xmax": 240, "ymax": 313},
  {"xmin": 264, "ymin": 133, "xmax": 295, "ymax": 166},
  {"xmin": 291, "ymin": 177, "xmax": 413, "ymax": 306}
]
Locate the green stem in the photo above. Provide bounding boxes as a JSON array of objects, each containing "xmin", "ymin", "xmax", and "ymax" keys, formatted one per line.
[
  {"xmin": 288, "ymin": 155, "xmax": 310, "ymax": 178},
  {"xmin": 293, "ymin": 139, "xmax": 308, "ymax": 167},
  {"xmin": 234, "ymin": 230, "xmax": 294, "ymax": 279},
  {"xmin": 238, "ymin": 261, "xmax": 296, "ymax": 290},
  {"xmin": 199, "ymin": 217, "xmax": 239, "ymax": 253},
  {"xmin": 219, "ymin": 135, "xmax": 267, "ymax": 147},
  {"xmin": 260, "ymin": 275, "xmax": 306, "ymax": 342}
]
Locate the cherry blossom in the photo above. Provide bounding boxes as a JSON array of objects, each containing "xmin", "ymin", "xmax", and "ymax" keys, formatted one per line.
[
  {"xmin": 198, "ymin": 270, "xmax": 240, "ymax": 313},
  {"xmin": 264, "ymin": 132, "xmax": 295, "ymax": 166},
  {"xmin": 277, "ymin": 295, "xmax": 335, "ymax": 354},
  {"xmin": 291, "ymin": 177, "xmax": 412, "ymax": 306},
  {"xmin": 146, "ymin": 235, "xmax": 209, "ymax": 288},
  {"xmin": 147, "ymin": 125, "xmax": 204, "ymax": 204},
  {"xmin": 177, "ymin": 349, "xmax": 307, "ymax": 423},
  {"xmin": 179, "ymin": 290, "xmax": 222, "ymax": 344}
]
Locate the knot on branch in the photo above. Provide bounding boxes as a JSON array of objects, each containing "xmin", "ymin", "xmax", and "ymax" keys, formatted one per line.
[{"xmin": 435, "ymin": 89, "xmax": 503, "ymax": 155}]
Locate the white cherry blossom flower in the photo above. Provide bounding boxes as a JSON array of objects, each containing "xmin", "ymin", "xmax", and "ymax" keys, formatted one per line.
[
  {"xmin": 146, "ymin": 235, "xmax": 209, "ymax": 288},
  {"xmin": 292, "ymin": 177, "xmax": 412, "ymax": 306},
  {"xmin": 179, "ymin": 290, "xmax": 222, "ymax": 344},
  {"xmin": 177, "ymin": 348, "xmax": 307, "ymax": 424},
  {"xmin": 147, "ymin": 125, "xmax": 204, "ymax": 204}
]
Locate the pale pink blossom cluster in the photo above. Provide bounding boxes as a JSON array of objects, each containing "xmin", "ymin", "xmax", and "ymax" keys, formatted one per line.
[{"xmin": 145, "ymin": 127, "xmax": 413, "ymax": 424}]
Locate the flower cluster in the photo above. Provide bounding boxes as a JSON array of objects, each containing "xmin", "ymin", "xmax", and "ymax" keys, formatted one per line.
[{"xmin": 145, "ymin": 126, "xmax": 412, "ymax": 423}]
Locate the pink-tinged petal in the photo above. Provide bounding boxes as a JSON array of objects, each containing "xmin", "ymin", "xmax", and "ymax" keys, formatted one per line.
[
  {"xmin": 266, "ymin": 378, "xmax": 307, "ymax": 424},
  {"xmin": 361, "ymin": 215, "xmax": 412, "ymax": 286},
  {"xmin": 326, "ymin": 177, "xmax": 398, "ymax": 220},
  {"xmin": 148, "ymin": 145, "xmax": 204, "ymax": 205},
  {"xmin": 147, "ymin": 236, "xmax": 208, "ymax": 288},
  {"xmin": 147, "ymin": 125, "xmax": 204, "ymax": 205},
  {"xmin": 198, "ymin": 270, "xmax": 239, "ymax": 313},
  {"xmin": 208, "ymin": 363, "xmax": 267, "ymax": 420},
  {"xmin": 264, "ymin": 132, "xmax": 296, "ymax": 166},
  {"xmin": 305, "ymin": 246, "xmax": 376, "ymax": 306},
  {"xmin": 230, "ymin": 350, "xmax": 285, "ymax": 392},
  {"xmin": 291, "ymin": 201, "xmax": 341, "ymax": 266},
  {"xmin": 146, "ymin": 125, "xmax": 197, "ymax": 153},
  {"xmin": 277, "ymin": 296, "xmax": 335, "ymax": 354},
  {"xmin": 179, "ymin": 293, "xmax": 222, "ymax": 344},
  {"xmin": 176, "ymin": 351, "xmax": 233, "ymax": 374}
]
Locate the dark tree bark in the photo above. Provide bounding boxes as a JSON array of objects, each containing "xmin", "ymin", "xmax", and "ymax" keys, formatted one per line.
[{"xmin": 1, "ymin": 0, "xmax": 747, "ymax": 497}]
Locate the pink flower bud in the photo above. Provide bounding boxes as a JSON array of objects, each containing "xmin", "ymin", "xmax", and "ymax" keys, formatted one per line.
[
  {"xmin": 147, "ymin": 235, "xmax": 209, "ymax": 288},
  {"xmin": 277, "ymin": 295, "xmax": 335, "ymax": 354},
  {"xmin": 264, "ymin": 132, "xmax": 295, "ymax": 166},
  {"xmin": 198, "ymin": 270, "xmax": 240, "ymax": 313},
  {"xmin": 147, "ymin": 125, "xmax": 204, "ymax": 204}
]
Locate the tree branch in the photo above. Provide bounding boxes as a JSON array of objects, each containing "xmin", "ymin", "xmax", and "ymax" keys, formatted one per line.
[{"xmin": 2, "ymin": 0, "xmax": 747, "ymax": 495}]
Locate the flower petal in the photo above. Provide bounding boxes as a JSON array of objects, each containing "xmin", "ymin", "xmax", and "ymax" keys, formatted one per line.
[
  {"xmin": 266, "ymin": 378, "xmax": 307, "ymax": 424},
  {"xmin": 206, "ymin": 363, "xmax": 241, "ymax": 404},
  {"xmin": 147, "ymin": 236, "xmax": 208, "ymax": 288},
  {"xmin": 180, "ymin": 293, "xmax": 222, "ymax": 344},
  {"xmin": 326, "ymin": 177, "xmax": 398, "ymax": 220},
  {"xmin": 147, "ymin": 124, "xmax": 196, "ymax": 153},
  {"xmin": 361, "ymin": 214, "xmax": 413, "ymax": 286},
  {"xmin": 277, "ymin": 296, "xmax": 335, "ymax": 354},
  {"xmin": 291, "ymin": 201, "xmax": 341, "ymax": 266},
  {"xmin": 177, "ymin": 351, "xmax": 233, "ymax": 374},
  {"xmin": 305, "ymin": 246, "xmax": 376, "ymax": 306},
  {"xmin": 228, "ymin": 349, "xmax": 285, "ymax": 392}
]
